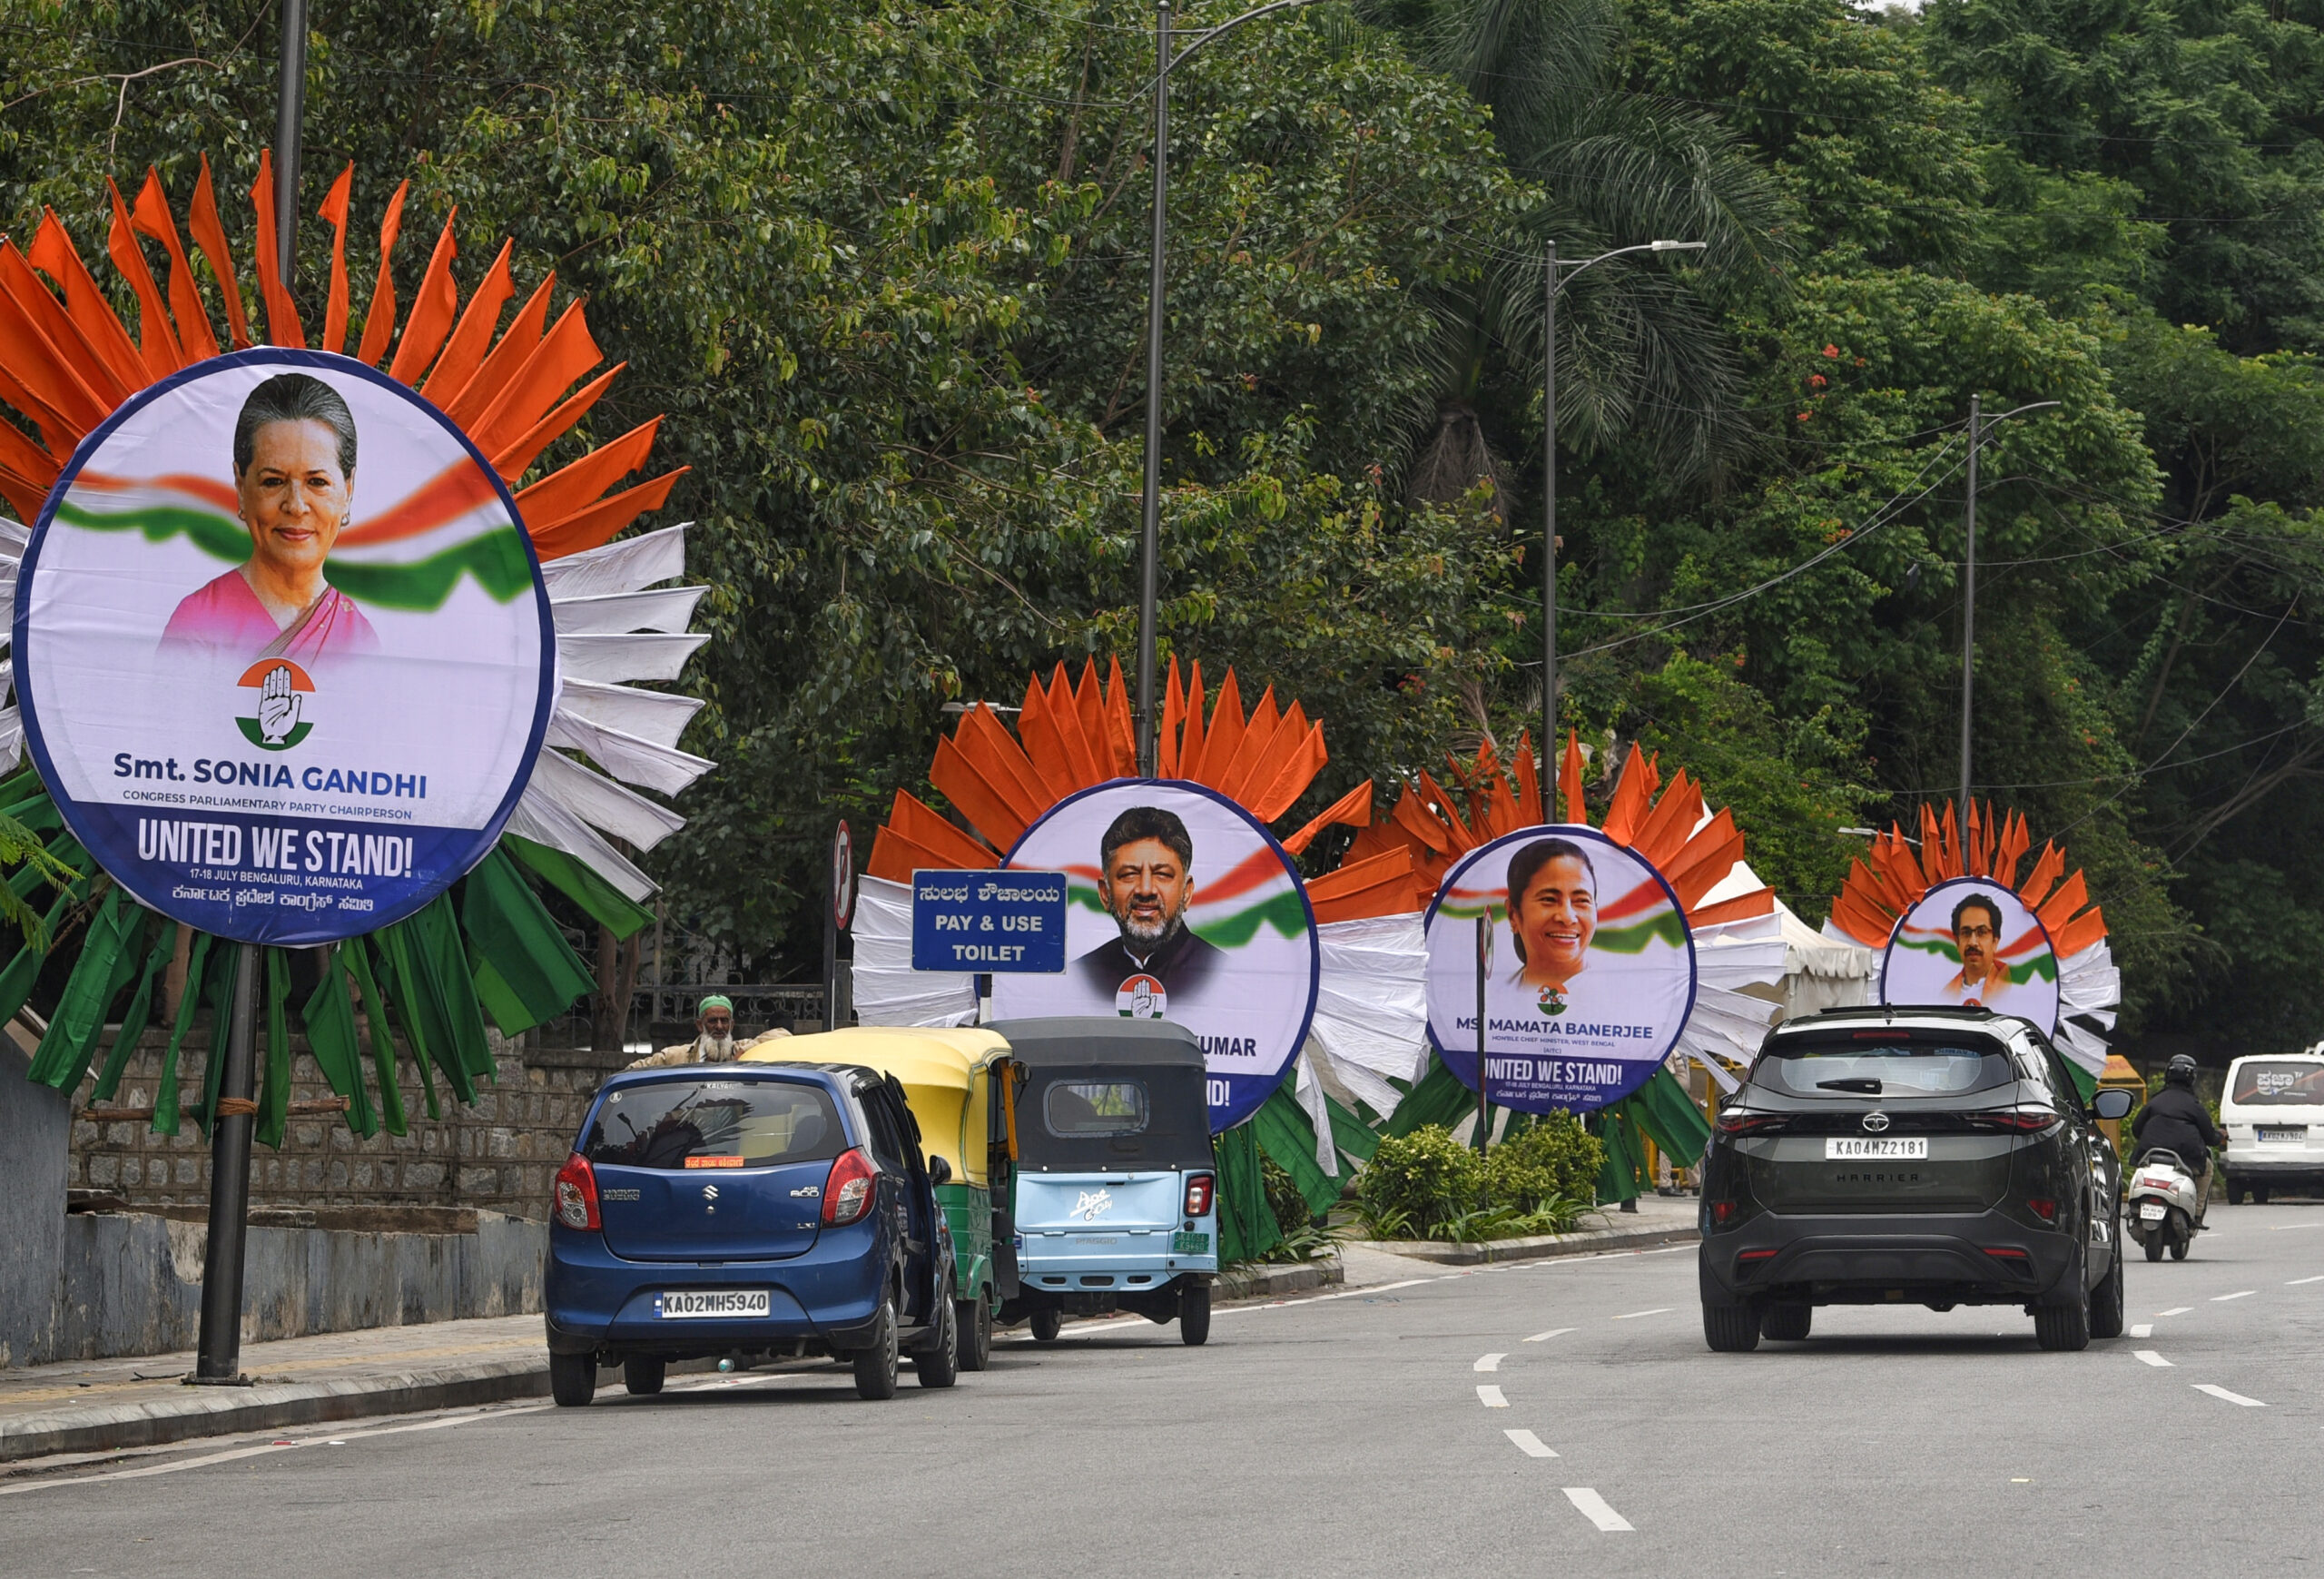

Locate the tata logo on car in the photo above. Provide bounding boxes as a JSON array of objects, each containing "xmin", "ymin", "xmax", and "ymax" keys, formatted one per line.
[{"xmin": 1862, "ymin": 1112, "xmax": 1891, "ymax": 1133}]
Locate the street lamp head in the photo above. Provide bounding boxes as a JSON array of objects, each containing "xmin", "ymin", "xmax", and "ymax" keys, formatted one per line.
[{"xmin": 1650, "ymin": 240, "xmax": 1708, "ymax": 252}]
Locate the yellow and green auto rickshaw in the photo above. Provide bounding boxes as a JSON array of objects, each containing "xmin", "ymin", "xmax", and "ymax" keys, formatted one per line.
[{"xmin": 740, "ymin": 1026, "xmax": 1019, "ymax": 1370}]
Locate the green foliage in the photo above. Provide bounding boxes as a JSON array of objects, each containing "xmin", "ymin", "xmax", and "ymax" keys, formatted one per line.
[{"xmin": 1357, "ymin": 1120, "xmax": 1599, "ymax": 1239}]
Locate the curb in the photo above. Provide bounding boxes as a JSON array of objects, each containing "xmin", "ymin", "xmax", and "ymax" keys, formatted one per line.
[
  {"xmin": 1217, "ymin": 1260, "xmax": 1344, "ymax": 1301},
  {"xmin": 0, "ymin": 1356, "xmax": 550, "ymax": 1464},
  {"xmin": 1346, "ymin": 1219, "xmax": 1699, "ymax": 1267}
]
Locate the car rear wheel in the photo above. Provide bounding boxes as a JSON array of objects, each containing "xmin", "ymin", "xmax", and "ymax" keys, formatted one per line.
[
  {"xmin": 957, "ymin": 1298, "xmax": 993, "ymax": 1372},
  {"xmin": 1029, "ymin": 1307, "xmax": 1062, "ymax": 1345},
  {"xmin": 2251, "ymin": 1182, "xmax": 2270, "ymax": 1205},
  {"xmin": 623, "ymin": 1357, "xmax": 665, "ymax": 1396},
  {"xmin": 1760, "ymin": 1300, "xmax": 1812, "ymax": 1342},
  {"xmin": 1180, "ymin": 1280, "xmax": 1212, "ymax": 1347},
  {"xmin": 1703, "ymin": 1301, "xmax": 1760, "ymax": 1353},
  {"xmin": 2034, "ymin": 1260, "xmax": 2092, "ymax": 1351},
  {"xmin": 915, "ymin": 1292, "xmax": 960, "ymax": 1389},
  {"xmin": 549, "ymin": 1350, "xmax": 597, "ymax": 1407},
  {"xmin": 2090, "ymin": 1229, "xmax": 2126, "ymax": 1339},
  {"xmin": 852, "ymin": 1296, "xmax": 900, "ymax": 1400},
  {"xmin": 2227, "ymin": 1178, "xmax": 2249, "ymax": 1206}
]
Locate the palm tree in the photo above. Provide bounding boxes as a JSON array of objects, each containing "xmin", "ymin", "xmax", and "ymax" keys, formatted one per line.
[{"xmin": 1367, "ymin": 0, "xmax": 1787, "ymax": 506}]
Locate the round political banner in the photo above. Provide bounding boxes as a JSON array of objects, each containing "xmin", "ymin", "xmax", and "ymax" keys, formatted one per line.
[
  {"xmin": 1879, "ymin": 877, "xmax": 2060, "ymax": 1031},
  {"xmin": 1424, "ymin": 825, "xmax": 1697, "ymax": 1114},
  {"xmin": 15, "ymin": 348, "xmax": 555, "ymax": 946},
  {"xmin": 989, "ymin": 780, "xmax": 1319, "ymax": 1131}
]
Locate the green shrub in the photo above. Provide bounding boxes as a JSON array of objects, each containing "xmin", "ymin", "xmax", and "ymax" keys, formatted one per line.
[
  {"xmin": 1486, "ymin": 1113, "xmax": 1603, "ymax": 1209},
  {"xmin": 1356, "ymin": 1125, "xmax": 1486, "ymax": 1239}
]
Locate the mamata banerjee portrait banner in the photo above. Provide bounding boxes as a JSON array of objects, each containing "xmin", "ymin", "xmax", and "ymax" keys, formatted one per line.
[
  {"xmin": 988, "ymin": 781, "xmax": 1319, "ymax": 1130},
  {"xmin": 1424, "ymin": 826, "xmax": 1697, "ymax": 1114},
  {"xmin": 16, "ymin": 349, "xmax": 556, "ymax": 945},
  {"xmin": 1880, "ymin": 877, "xmax": 2061, "ymax": 1033}
]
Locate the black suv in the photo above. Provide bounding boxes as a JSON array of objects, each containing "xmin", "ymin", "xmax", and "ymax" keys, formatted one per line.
[{"xmin": 1699, "ymin": 1007, "xmax": 2134, "ymax": 1353}]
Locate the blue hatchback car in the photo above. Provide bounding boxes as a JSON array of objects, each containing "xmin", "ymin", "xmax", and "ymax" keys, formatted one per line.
[{"xmin": 545, "ymin": 1061, "xmax": 959, "ymax": 1402}]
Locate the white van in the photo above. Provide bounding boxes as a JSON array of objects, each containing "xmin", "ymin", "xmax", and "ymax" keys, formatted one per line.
[{"xmin": 2221, "ymin": 1051, "xmax": 2324, "ymax": 1204}]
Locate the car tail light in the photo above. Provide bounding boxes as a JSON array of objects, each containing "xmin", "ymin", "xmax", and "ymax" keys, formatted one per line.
[
  {"xmin": 1715, "ymin": 1111, "xmax": 1787, "ymax": 1134},
  {"xmin": 553, "ymin": 1154, "xmax": 600, "ymax": 1230},
  {"xmin": 822, "ymin": 1148, "xmax": 877, "ymax": 1226},
  {"xmin": 2026, "ymin": 1197, "xmax": 2058, "ymax": 1223},
  {"xmin": 1710, "ymin": 1200, "xmax": 1737, "ymax": 1224},
  {"xmin": 1983, "ymin": 1247, "xmax": 2028, "ymax": 1260},
  {"xmin": 1184, "ymin": 1173, "xmax": 1215, "ymax": 1217},
  {"xmin": 1738, "ymin": 1248, "xmax": 1777, "ymax": 1262},
  {"xmin": 1967, "ymin": 1109, "xmax": 2061, "ymax": 1135},
  {"xmin": 1852, "ymin": 1031, "xmax": 1912, "ymax": 1042}
]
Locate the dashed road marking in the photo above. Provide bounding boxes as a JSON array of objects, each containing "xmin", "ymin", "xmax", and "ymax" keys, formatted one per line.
[
  {"xmin": 1474, "ymin": 1353, "xmax": 1505, "ymax": 1373},
  {"xmin": 2212, "ymin": 1290, "xmax": 2256, "ymax": 1302},
  {"xmin": 2133, "ymin": 1350, "xmax": 2173, "ymax": 1367},
  {"xmin": 2193, "ymin": 1384, "xmax": 2266, "ymax": 1407},
  {"xmin": 2267, "ymin": 1221, "xmax": 2324, "ymax": 1231},
  {"xmin": 2130, "ymin": 1324, "xmax": 2153, "ymax": 1338},
  {"xmin": 2289, "ymin": 1276, "xmax": 2324, "ymax": 1286},
  {"xmin": 1564, "ymin": 1487, "xmax": 1634, "ymax": 1531},
  {"xmin": 1523, "ymin": 1327, "xmax": 1574, "ymax": 1343},
  {"xmin": 1477, "ymin": 1385, "xmax": 1509, "ymax": 1408},
  {"xmin": 1610, "ymin": 1308, "xmax": 1672, "ymax": 1320},
  {"xmin": 1504, "ymin": 1429, "xmax": 1559, "ymax": 1458},
  {"xmin": 2157, "ymin": 1308, "xmax": 2191, "ymax": 1317}
]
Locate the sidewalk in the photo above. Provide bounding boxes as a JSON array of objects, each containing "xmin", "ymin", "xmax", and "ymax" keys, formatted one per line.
[
  {"xmin": 0, "ymin": 1258, "xmax": 1342, "ymax": 1466},
  {"xmin": 1339, "ymin": 1191, "xmax": 1700, "ymax": 1276}
]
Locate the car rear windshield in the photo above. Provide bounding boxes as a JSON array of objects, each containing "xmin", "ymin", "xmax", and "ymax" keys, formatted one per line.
[
  {"xmin": 583, "ymin": 1079, "xmax": 844, "ymax": 1170},
  {"xmin": 2230, "ymin": 1061, "xmax": 2324, "ymax": 1106},
  {"xmin": 1044, "ymin": 1080, "xmax": 1149, "ymax": 1139},
  {"xmin": 1753, "ymin": 1038, "xmax": 2014, "ymax": 1099}
]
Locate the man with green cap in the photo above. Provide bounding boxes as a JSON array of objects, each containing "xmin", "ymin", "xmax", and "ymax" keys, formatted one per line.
[{"xmin": 625, "ymin": 994, "xmax": 783, "ymax": 1068}]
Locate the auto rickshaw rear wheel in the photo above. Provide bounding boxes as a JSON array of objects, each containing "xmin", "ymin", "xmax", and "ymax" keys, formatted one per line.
[
  {"xmin": 1180, "ymin": 1280, "xmax": 1211, "ymax": 1347},
  {"xmin": 958, "ymin": 1298, "xmax": 992, "ymax": 1370},
  {"xmin": 1029, "ymin": 1307, "xmax": 1062, "ymax": 1344}
]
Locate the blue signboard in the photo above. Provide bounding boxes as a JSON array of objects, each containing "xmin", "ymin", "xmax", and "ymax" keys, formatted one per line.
[{"xmin": 911, "ymin": 869, "xmax": 1068, "ymax": 972}]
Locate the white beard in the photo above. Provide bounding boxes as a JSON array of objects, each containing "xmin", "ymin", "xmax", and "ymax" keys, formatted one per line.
[{"xmin": 697, "ymin": 1032, "xmax": 737, "ymax": 1060}]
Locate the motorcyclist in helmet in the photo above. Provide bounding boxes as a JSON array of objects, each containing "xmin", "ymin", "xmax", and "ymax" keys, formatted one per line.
[{"xmin": 2132, "ymin": 1055, "xmax": 2221, "ymax": 1212}]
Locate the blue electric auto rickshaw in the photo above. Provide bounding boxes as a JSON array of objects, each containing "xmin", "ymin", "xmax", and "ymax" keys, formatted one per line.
[{"xmin": 988, "ymin": 1017, "xmax": 1219, "ymax": 1346}]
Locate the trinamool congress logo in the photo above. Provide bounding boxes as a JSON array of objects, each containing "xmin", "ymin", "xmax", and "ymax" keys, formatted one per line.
[{"xmin": 235, "ymin": 659, "xmax": 316, "ymax": 750}]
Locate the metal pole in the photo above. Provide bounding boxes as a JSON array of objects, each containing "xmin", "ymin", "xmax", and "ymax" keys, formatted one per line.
[
  {"xmin": 1541, "ymin": 240, "xmax": 1559, "ymax": 790},
  {"xmin": 1957, "ymin": 395, "xmax": 1979, "ymax": 857},
  {"xmin": 1475, "ymin": 913, "xmax": 1491, "ymax": 1159},
  {"xmin": 193, "ymin": 942, "xmax": 260, "ymax": 1381},
  {"xmin": 1136, "ymin": 2, "xmax": 1171, "ymax": 778},
  {"xmin": 272, "ymin": 0, "xmax": 308, "ymax": 282}
]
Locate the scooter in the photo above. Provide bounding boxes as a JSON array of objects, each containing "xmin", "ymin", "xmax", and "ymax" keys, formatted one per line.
[{"xmin": 2124, "ymin": 1148, "xmax": 2205, "ymax": 1262}]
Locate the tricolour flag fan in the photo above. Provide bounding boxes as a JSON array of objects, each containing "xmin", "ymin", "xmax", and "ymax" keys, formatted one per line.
[
  {"xmin": 2, "ymin": 154, "xmax": 712, "ymax": 1142},
  {"xmin": 1820, "ymin": 800, "xmax": 2120, "ymax": 1080}
]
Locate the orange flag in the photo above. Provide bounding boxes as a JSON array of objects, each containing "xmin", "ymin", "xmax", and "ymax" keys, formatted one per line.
[
  {"xmin": 317, "ymin": 163, "xmax": 354, "ymax": 356},
  {"xmin": 104, "ymin": 180, "xmax": 182, "ymax": 377},
  {"xmin": 248, "ymin": 151, "xmax": 305, "ymax": 347},
  {"xmin": 185, "ymin": 154, "xmax": 251, "ymax": 350},
  {"xmin": 129, "ymin": 168, "xmax": 220, "ymax": 361},
  {"xmin": 354, "ymin": 179, "xmax": 409, "ymax": 367}
]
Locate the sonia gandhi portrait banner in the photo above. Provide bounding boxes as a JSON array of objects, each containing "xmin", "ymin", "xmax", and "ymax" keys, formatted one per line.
[{"xmin": 16, "ymin": 349, "xmax": 556, "ymax": 945}]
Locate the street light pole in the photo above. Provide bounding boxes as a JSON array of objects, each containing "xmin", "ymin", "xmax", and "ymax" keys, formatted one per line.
[
  {"xmin": 272, "ymin": 0, "xmax": 308, "ymax": 281},
  {"xmin": 1539, "ymin": 239, "xmax": 1705, "ymax": 807},
  {"xmin": 1134, "ymin": 0, "xmax": 1320, "ymax": 776}
]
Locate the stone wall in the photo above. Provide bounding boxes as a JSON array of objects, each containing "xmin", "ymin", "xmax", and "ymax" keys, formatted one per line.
[{"xmin": 66, "ymin": 1026, "xmax": 632, "ymax": 1221}]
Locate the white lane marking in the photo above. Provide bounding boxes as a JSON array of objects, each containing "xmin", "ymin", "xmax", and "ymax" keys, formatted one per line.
[
  {"xmin": 2212, "ymin": 1290, "xmax": 2256, "ymax": 1302},
  {"xmin": 2133, "ymin": 1350, "xmax": 2173, "ymax": 1367},
  {"xmin": 1504, "ymin": 1428, "xmax": 1559, "ymax": 1458},
  {"xmin": 0, "ymin": 1400, "xmax": 558, "ymax": 1496},
  {"xmin": 2130, "ymin": 1324, "xmax": 2153, "ymax": 1338},
  {"xmin": 1564, "ymin": 1487, "xmax": 1634, "ymax": 1532},
  {"xmin": 2267, "ymin": 1220, "xmax": 2324, "ymax": 1231},
  {"xmin": 2157, "ymin": 1307, "xmax": 2192, "ymax": 1317},
  {"xmin": 1611, "ymin": 1308, "xmax": 1672, "ymax": 1320},
  {"xmin": 2193, "ymin": 1384, "xmax": 2266, "ymax": 1407},
  {"xmin": 1477, "ymin": 1385, "xmax": 1509, "ymax": 1408},
  {"xmin": 1474, "ymin": 1353, "xmax": 1505, "ymax": 1373},
  {"xmin": 1523, "ymin": 1327, "xmax": 1575, "ymax": 1343},
  {"xmin": 2289, "ymin": 1276, "xmax": 2324, "ymax": 1286}
]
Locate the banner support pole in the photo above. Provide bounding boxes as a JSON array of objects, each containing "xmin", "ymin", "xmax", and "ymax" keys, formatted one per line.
[
  {"xmin": 1474, "ymin": 913, "xmax": 1491, "ymax": 1160},
  {"xmin": 193, "ymin": 942, "xmax": 260, "ymax": 1382}
]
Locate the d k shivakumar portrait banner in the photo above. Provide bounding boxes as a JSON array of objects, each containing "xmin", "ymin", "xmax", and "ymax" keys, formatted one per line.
[{"xmin": 15, "ymin": 348, "xmax": 555, "ymax": 945}]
